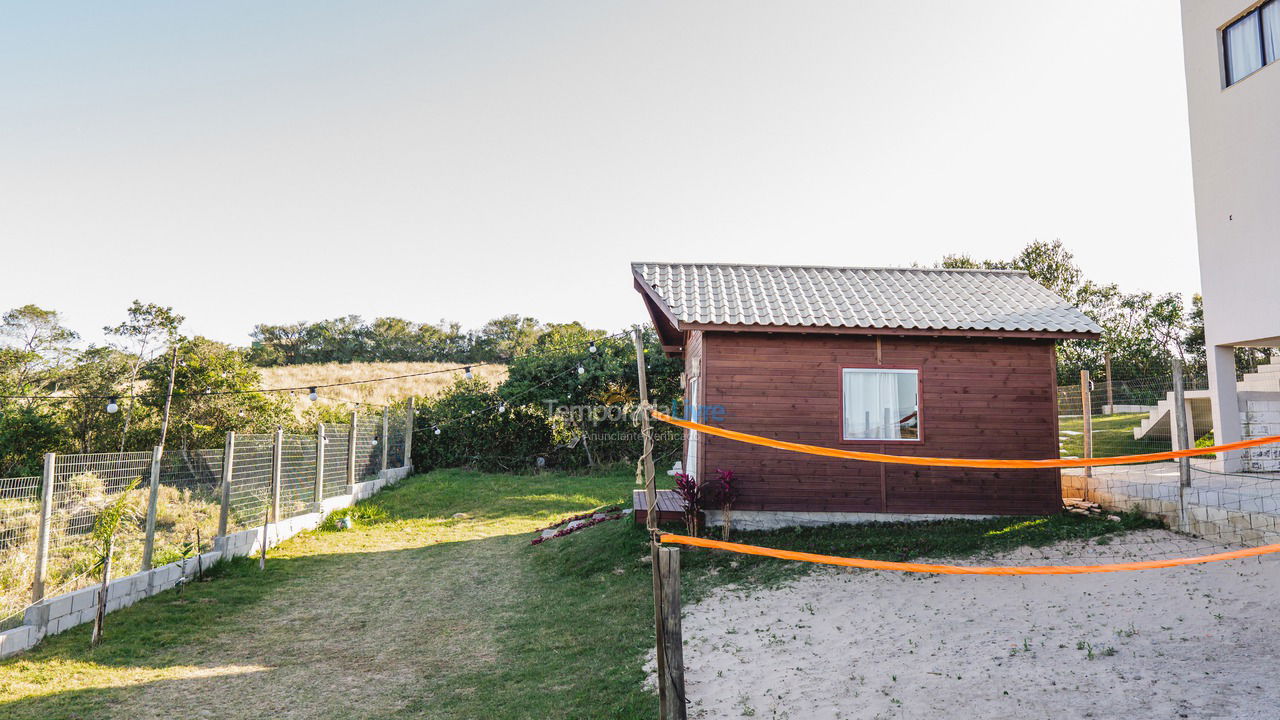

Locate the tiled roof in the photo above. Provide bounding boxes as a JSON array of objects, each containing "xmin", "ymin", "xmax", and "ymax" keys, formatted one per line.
[{"xmin": 632, "ymin": 262, "xmax": 1102, "ymax": 335}]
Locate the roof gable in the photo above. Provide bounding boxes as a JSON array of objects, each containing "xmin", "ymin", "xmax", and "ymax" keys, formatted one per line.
[{"xmin": 631, "ymin": 262, "xmax": 1103, "ymax": 337}]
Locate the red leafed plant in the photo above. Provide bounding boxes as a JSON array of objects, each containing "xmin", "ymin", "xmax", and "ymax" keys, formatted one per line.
[
  {"xmin": 711, "ymin": 468, "xmax": 738, "ymax": 539},
  {"xmin": 673, "ymin": 472, "xmax": 702, "ymax": 537}
]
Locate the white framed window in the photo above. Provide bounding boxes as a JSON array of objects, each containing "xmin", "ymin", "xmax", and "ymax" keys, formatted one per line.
[
  {"xmin": 1224, "ymin": 0, "xmax": 1279, "ymax": 87},
  {"xmin": 842, "ymin": 368, "xmax": 920, "ymax": 441}
]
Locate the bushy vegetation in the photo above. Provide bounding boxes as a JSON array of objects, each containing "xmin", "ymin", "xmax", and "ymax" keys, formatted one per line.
[{"xmin": 412, "ymin": 327, "xmax": 684, "ymax": 473}]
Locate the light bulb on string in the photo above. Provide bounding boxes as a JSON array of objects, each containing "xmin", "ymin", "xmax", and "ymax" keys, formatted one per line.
[
  {"xmin": 433, "ymin": 427, "xmax": 441, "ymax": 435},
  {"xmin": 588, "ymin": 341, "xmax": 597, "ymax": 354},
  {"xmin": 498, "ymin": 403, "xmax": 506, "ymax": 413},
  {"xmin": 308, "ymin": 387, "xmax": 318, "ymax": 402},
  {"xmin": 464, "ymin": 366, "xmax": 473, "ymax": 380},
  {"xmin": 577, "ymin": 365, "xmax": 585, "ymax": 375},
  {"xmin": 106, "ymin": 397, "xmax": 119, "ymax": 414}
]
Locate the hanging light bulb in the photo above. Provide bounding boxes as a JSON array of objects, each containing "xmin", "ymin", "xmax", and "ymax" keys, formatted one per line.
[
  {"xmin": 498, "ymin": 403, "xmax": 506, "ymax": 413},
  {"xmin": 372, "ymin": 438, "xmax": 378, "ymax": 446},
  {"xmin": 433, "ymin": 426, "xmax": 441, "ymax": 435},
  {"xmin": 106, "ymin": 397, "xmax": 119, "ymax": 414},
  {"xmin": 308, "ymin": 387, "xmax": 318, "ymax": 402},
  {"xmin": 464, "ymin": 366, "xmax": 473, "ymax": 379},
  {"xmin": 577, "ymin": 364, "xmax": 585, "ymax": 375},
  {"xmin": 589, "ymin": 341, "xmax": 597, "ymax": 354}
]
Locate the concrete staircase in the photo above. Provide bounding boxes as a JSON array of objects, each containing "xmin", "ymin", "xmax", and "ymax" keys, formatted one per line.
[{"xmin": 1131, "ymin": 359, "xmax": 1280, "ymax": 471}]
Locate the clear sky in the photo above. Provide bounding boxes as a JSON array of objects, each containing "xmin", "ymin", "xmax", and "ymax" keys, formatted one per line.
[{"xmin": 0, "ymin": 1, "xmax": 1197, "ymax": 347}]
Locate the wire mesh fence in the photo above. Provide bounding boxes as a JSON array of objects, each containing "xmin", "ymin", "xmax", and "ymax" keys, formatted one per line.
[
  {"xmin": 353, "ymin": 414, "xmax": 383, "ymax": 481},
  {"xmin": 0, "ymin": 402, "xmax": 415, "ymax": 639},
  {"xmin": 322, "ymin": 425, "xmax": 351, "ymax": 499},
  {"xmin": 0, "ymin": 476, "xmax": 42, "ymax": 630}
]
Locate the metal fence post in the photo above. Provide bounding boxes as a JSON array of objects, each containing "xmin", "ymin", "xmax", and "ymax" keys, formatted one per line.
[
  {"xmin": 313, "ymin": 423, "xmax": 326, "ymax": 509},
  {"xmin": 140, "ymin": 445, "xmax": 164, "ymax": 570},
  {"xmin": 271, "ymin": 427, "xmax": 283, "ymax": 523},
  {"xmin": 347, "ymin": 411, "xmax": 358, "ymax": 491},
  {"xmin": 404, "ymin": 398, "xmax": 415, "ymax": 470},
  {"xmin": 218, "ymin": 431, "xmax": 235, "ymax": 540},
  {"xmin": 31, "ymin": 453, "xmax": 56, "ymax": 604},
  {"xmin": 380, "ymin": 411, "xmax": 389, "ymax": 474},
  {"xmin": 1080, "ymin": 370, "xmax": 1092, "ymax": 479}
]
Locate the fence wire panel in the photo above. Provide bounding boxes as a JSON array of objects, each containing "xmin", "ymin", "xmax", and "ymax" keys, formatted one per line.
[
  {"xmin": 47, "ymin": 452, "xmax": 154, "ymax": 597},
  {"xmin": 0, "ymin": 475, "xmax": 42, "ymax": 630},
  {"xmin": 353, "ymin": 415, "xmax": 383, "ymax": 481},
  {"xmin": 385, "ymin": 408, "xmax": 406, "ymax": 469},
  {"xmin": 227, "ymin": 435, "xmax": 274, "ymax": 531},
  {"xmin": 278, "ymin": 435, "xmax": 317, "ymax": 519},
  {"xmin": 152, "ymin": 448, "xmax": 225, "ymax": 561},
  {"xmin": 322, "ymin": 425, "xmax": 350, "ymax": 498}
]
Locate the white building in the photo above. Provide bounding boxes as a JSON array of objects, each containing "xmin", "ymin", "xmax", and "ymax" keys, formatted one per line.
[{"xmin": 1181, "ymin": 0, "xmax": 1280, "ymax": 470}]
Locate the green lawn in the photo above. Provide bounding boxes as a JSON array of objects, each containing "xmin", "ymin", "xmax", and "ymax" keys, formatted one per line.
[
  {"xmin": 1057, "ymin": 412, "xmax": 1168, "ymax": 459},
  {"xmin": 0, "ymin": 468, "xmax": 1158, "ymax": 719}
]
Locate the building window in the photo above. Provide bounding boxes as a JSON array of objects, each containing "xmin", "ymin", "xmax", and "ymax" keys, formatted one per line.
[
  {"xmin": 1224, "ymin": 0, "xmax": 1279, "ymax": 87},
  {"xmin": 842, "ymin": 368, "xmax": 920, "ymax": 441}
]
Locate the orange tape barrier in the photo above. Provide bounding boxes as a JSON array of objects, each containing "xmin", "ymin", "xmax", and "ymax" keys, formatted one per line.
[
  {"xmin": 659, "ymin": 533, "xmax": 1280, "ymax": 575},
  {"xmin": 651, "ymin": 411, "xmax": 1280, "ymax": 469}
]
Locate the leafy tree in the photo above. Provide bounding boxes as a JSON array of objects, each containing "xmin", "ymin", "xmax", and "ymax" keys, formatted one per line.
[
  {"xmin": 471, "ymin": 315, "xmax": 545, "ymax": 362},
  {"xmin": 104, "ymin": 301, "xmax": 185, "ymax": 451},
  {"xmin": 137, "ymin": 336, "xmax": 292, "ymax": 450},
  {"xmin": 0, "ymin": 304, "xmax": 79, "ymax": 399},
  {"xmin": 58, "ymin": 346, "xmax": 134, "ymax": 453}
]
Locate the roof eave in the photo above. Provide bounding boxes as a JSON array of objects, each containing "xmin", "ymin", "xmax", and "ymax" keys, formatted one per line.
[{"xmin": 679, "ymin": 321, "xmax": 1101, "ymax": 341}]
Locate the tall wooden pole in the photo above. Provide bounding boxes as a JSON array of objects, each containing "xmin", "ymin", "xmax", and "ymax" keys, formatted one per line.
[
  {"xmin": 634, "ymin": 328, "xmax": 672, "ymax": 718},
  {"xmin": 1104, "ymin": 353, "xmax": 1114, "ymax": 414},
  {"xmin": 217, "ymin": 431, "xmax": 235, "ymax": 541},
  {"xmin": 140, "ymin": 445, "xmax": 164, "ymax": 570}
]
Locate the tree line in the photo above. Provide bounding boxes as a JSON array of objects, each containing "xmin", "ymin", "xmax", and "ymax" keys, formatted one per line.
[{"xmin": 247, "ymin": 314, "xmax": 555, "ymax": 366}]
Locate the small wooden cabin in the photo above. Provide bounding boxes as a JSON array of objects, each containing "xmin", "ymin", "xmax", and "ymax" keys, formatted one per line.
[{"xmin": 632, "ymin": 262, "xmax": 1101, "ymax": 527}]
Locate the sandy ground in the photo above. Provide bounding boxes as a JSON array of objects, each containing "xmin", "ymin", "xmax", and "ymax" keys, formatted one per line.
[{"xmin": 670, "ymin": 530, "xmax": 1280, "ymax": 720}]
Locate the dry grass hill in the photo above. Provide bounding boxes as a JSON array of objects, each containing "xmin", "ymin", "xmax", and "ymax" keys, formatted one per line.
[{"xmin": 257, "ymin": 361, "xmax": 508, "ymax": 413}]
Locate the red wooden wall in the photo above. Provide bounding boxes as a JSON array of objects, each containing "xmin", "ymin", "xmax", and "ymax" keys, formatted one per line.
[{"xmin": 696, "ymin": 331, "xmax": 1062, "ymax": 516}]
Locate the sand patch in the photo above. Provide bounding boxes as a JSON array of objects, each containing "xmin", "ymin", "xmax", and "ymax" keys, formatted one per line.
[{"xmin": 668, "ymin": 529, "xmax": 1280, "ymax": 719}]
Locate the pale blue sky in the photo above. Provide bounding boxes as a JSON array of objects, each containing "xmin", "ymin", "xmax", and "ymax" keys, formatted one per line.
[{"xmin": 0, "ymin": 1, "xmax": 1197, "ymax": 346}]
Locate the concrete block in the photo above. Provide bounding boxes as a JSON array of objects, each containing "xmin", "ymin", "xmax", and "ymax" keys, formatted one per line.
[
  {"xmin": 0, "ymin": 626, "xmax": 36, "ymax": 659},
  {"xmin": 69, "ymin": 586, "xmax": 99, "ymax": 613},
  {"xmin": 45, "ymin": 593, "xmax": 74, "ymax": 621}
]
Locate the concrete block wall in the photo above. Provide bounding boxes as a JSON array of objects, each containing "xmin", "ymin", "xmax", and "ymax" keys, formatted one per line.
[
  {"xmin": 1242, "ymin": 400, "xmax": 1280, "ymax": 471},
  {"xmin": 1062, "ymin": 472, "xmax": 1280, "ymax": 547},
  {"xmin": 0, "ymin": 464, "xmax": 411, "ymax": 659}
]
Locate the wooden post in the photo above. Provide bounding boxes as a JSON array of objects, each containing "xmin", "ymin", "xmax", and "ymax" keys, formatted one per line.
[
  {"xmin": 380, "ymin": 411, "xmax": 390, "ymax": 474},
  {"xmin": 347, "ymin": 411, "xmax": 358, "ymax": 490},
  {"xmin": 1104, "ymin": 353, "xmax": 1114, "ymax": 414},
  {"xmin": 404, "ymin": 398, "xmax": 415, "ymax": 470},
  {"xmin": 1080, "ymin": 370, "xmax": 1092, "ymax": 479},
  {"xmin": 633, "ymin": 328, "xmax": 669, "ymax": 718},
  {"xmin": 271, "ymin": 427, "xmax": 283, "ymax": 523},
  {"xmin": 658, "ymin": 547, "xmax": 687, "ymax": 720},
  {"xmin": 217, "ymin": 431, "xmax": 235, "ymax": 540},
  {"xmin": 90, "ymin": 535, "xmax": 113, "ymax": 647},
  {"xmin": 140, "ymin": 445, "xmax": 164, "ymax": 570},
  {"xmin": 31, "ymin": 453, "xmax": 56, "ymax": 604},
  {"xmin": 313, "ymin": 423, "xmax": 326, "ymax": 508}
]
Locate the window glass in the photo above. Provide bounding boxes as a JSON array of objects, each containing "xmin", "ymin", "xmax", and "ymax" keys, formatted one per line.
[
  {"xmin": 1226, "ymin": 10, "xmax": 1263, "ymax": 85},
  {"xmin": 842, "ymin": 369, "xmax": 920, "ymax": 441}
]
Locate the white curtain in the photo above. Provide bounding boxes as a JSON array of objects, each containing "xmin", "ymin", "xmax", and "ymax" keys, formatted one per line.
[
  {"xmin": 843, "ymin": 370, "xmax": 908, "ymax": 439},
  {"xmin": 1227, "ymin": 11, "xmax": 1263, "ymax": 85},
  {"xmin": 1264, "ymin": 1, "xmax": 1279, "ymax": 64}
]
